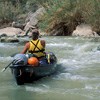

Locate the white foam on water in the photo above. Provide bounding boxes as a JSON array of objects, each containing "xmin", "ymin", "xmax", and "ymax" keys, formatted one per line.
[
  {"xmin": 58, "ymin": 58, "xmax": 78, "ymax": 65},
  {"xmin": 58, "ymin": 58, "xmax": 87, "ymax": 69},
  {"xmin": 73, "ymin": 43, "xmax": 100, "ymax": 55},
  {"xmin": 85, "ymin": 84, "xmax": 100, "ymax": 90},
  {"xmin": 55, "ymin": 73, "xmax": 89, "ymax": 81},
  {"xmin": 58, "ymin": 46, "xmax": 100, "ymax": 68},
  {"xmin": 70, "ymin": 75, "xmax": 89, "ymax": 80},
  {"xmin": 0, "ymin": 56, "xmax": 13, "ymax": 62},
  {"xmin": 0, "ymin": 43, "xmax": 17, "ymax": 48},
  {"xmin": 46, "ymin": 42, "xmax": 72, "ymax": 48},
  {"xmin": 25, "ymin": 85, "xmax": 49, "ymax": 93},
  {"xmin": 85, "ymin": 85, "xmax": 94, "ymax": 90}
]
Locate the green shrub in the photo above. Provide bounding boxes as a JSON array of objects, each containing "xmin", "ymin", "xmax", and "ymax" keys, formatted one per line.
[
  {"xmin": 38, "ymin": 0, "xmax": 100, "ymax": 35},
  {"xmin": 0, "ymin": 1, "xmax": 24, "ymax": 25},
  {"xmin": 0, "ymin": 0, "xmax": 99, "ymax": 35}
]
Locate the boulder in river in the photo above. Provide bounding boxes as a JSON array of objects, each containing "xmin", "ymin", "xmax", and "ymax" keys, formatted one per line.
[
  {"xmin": 0, "ymin": 27, "xmax": 23, "ymax": 37},
  {"xmin": 72, "ymin": 24, "xmax": 99, "ymax": 37},
  {"xmin": 0, "ymin": 36, "xmax": 19, "ymax": 43}
]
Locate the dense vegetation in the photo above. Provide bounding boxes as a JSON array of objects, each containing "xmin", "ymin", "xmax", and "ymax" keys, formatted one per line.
[
  {"xmin": 0, "ymin": 0, "xmax": 38, "ymax": 27},
  {"xmin": 0, "ymin": 0, "xmax": 100, "ymax": 35}
]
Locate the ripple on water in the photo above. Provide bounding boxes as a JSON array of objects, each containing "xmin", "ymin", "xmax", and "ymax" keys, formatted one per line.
[
  {"xmin": 47, "ymin": 43, "xmax": 72, "ymax": 48},
  {"xmin": 0, "ymin": 43, "xmax": 17, "ymax": 48},
  {"xmin": 0, "ymin": 56, "xmax": 13, "ymax": 62},
  {"xmin": 25, "ymin": 84, "xmax": 49, "ymax": 93}
]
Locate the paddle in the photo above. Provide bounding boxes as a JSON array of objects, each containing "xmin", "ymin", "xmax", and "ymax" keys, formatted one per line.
[{"xmin": 1, "ymin": 60, "xmax": 15, "ymax": 72}]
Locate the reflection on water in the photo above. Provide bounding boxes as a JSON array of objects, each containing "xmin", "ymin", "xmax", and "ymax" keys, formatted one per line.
[{"xmin": 0, "ymin": 36, "xmax": 100, "ymax": 100}]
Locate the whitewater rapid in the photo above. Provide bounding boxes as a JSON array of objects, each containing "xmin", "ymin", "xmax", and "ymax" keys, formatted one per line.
[{"xmin": 0, "ymin": 36, "xmax": 100, "ymax": 100}]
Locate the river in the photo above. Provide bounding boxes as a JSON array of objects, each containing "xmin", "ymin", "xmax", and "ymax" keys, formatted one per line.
[{"xmin": 0, "ymin": 36, "xmax": 100, "ymax": 100}]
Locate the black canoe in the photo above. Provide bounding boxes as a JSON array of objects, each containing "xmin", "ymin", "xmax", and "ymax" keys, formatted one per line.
[{"xmin": 10, "ymin": 52, "xmax": 57, "ymax": 85}]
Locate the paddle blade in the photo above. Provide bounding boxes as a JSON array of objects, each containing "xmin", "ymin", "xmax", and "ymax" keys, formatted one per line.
[
  {"xmin": 1, "ymin": 68, "xmax": 6, "ymax": 72},
  {"xmin": 1, "ymin": 60, "xmax": 14, "ymax": 72}
]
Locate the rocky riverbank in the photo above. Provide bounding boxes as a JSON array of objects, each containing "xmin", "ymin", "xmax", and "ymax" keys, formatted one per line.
[
  {"xmin": 0, "ymin": 24, "xmax": 100, "ymax": 43},
  {"xmin": 0, "ymin": 7, "xmax": 100, "ymax": 43}
]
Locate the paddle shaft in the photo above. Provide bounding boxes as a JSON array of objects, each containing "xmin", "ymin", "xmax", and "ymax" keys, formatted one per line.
[{"xmin": 2, "ymin": 60, "xmax": 14, "ymax": 72}]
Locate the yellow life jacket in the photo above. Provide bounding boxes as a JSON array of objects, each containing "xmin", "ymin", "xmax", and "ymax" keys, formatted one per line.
[{"xmin": 28, "ymin": 39, "xmax": 45, "ymax": 58}]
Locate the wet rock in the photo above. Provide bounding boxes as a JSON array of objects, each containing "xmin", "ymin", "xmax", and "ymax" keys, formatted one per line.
[
  {"xmin": 12, "ymin": 21, "xmax": 25, "ymax": 30},
  {"xmin": 6, "ymin": 37, "xmax": 19, "ymax": 42},
  {"xmin": 0, "ymin": 37, "xmax": 6, "ymax": 42},
  {"xmin": 72, "ymin": 24, "xmax": 99, "ymax": 37},
  {"xmin": 0, "ymin": 37, "xmax": 19, "ymax": 43},
  {"xmin": 0, "ymin": 33, "xmax": 7, "ymax": 38},
  {"xmin": 0, "ymin": 27, "xmax": 23, "ymax": 36}
]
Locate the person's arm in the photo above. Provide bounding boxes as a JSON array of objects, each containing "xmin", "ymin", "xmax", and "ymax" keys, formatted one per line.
[
  {"xmin": 40, "ymin": 40, "xmax": 45, "ymax": 48},
  {"xmin": 21, "ymin": 42, "xmax": 30, "ymax": 54}
]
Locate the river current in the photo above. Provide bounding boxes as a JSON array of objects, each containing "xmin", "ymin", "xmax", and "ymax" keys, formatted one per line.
[{"xmin": 0, "ymin": 36, "xmax": 100, "ymax": 100}]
